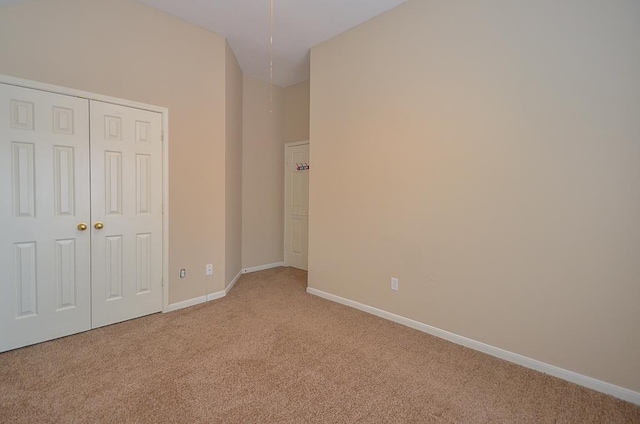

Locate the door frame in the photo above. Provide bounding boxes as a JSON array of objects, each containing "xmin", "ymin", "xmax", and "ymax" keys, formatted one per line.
[
  {"xmin": 0, "ymin": 74, "xmax": 171, "ymax": 314},
  {"xmin": 284, "ymin": 140, "xmax": 309, "ymax": 268}
]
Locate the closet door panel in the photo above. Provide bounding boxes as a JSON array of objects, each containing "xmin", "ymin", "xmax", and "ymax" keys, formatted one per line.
[
  {"xmin": 90, "ymin": 100, "xmax": 163, "ymax": 328},
  {"xmin": 0, "ymin": 83, "xmax": 91, "ymax": 352}
]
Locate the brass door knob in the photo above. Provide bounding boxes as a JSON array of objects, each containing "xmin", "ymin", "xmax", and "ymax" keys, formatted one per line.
[
  {"xmin": 77, "ymin": 223, "xmax": 88, "ymax": 231},
  {"xmin": 94, "ymin": 222, "xmax": 104, "ymax": 230}
]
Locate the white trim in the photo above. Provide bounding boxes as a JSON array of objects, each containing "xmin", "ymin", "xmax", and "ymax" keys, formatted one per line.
[
  {"xmin": 242, "ymin": 262, "xmax": 284, "ymax": 274},
  {"xmin": 284, "ymin": 141, "xmax": 310, "ymax": 268},
  {"xmin": 166, "ymin": 295, "xmax": 207, "ymax": 313},
  {"xmin": 208, "ymin": 270, "xmax": 242, "ymax": 300},
  {"xmin": 206, "ymin": 290, "xmax": 226, "ymax": 302},
  {"xmin": 162, "ymin": 111, "xmax": 170, "ymax": 314},
  {"xmin": 225, "ymin": 270, "xmax": 242, "ymax": 295},
  {"xmin": 166, "ymin": 271, "xmax": 241, "ymax": 312},
  {"xmin": 284, "ymin": 140, "xmax": 310, "ymax": 148},
  {"xmin": 306, "ymin": 287, "xmax": 640, "ymax": 406},
  {"xmin": 0, "ymin": 75, "xmax": 166, "ymax": 113},
  {"xmin": 0, "ymin": 74, "xmax": 171, "ymax": 317}
]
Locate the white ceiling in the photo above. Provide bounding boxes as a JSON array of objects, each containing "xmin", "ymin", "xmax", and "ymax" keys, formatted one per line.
[
  {"xmin": 1, "ymin": 0, "xmax": 407, "ymax": 86},
  {"xmin": 137, "ymin": 0, "xmax": 408, "ymax": 87},
  {"xmin": 137, "ymin": 0, "xmax": 410, "ymax": 87}
]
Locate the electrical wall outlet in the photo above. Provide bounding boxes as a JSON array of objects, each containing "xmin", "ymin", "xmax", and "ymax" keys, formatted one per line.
[
  {"xmin": 206, "ymin": 264, "xmax": 213, "ymax": 276},
  {"xmin": 391, "ymin": 277, "xmax": 399, "ymax": 291},
  {"xmin": 180, "ymin": 269, "xmax": 186, "ymax": 278}
]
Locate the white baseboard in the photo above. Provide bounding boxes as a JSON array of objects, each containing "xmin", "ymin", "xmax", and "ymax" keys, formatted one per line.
[
  {"xmin": 166, "ymin": 295, "xmax": 207, "ymax": 312},
  {"xmin": 225, "ymin": 270, "xmax": 242, "ymax": 295},
  {"xmin": 166, "ymin": 271, "xmax": 243, "ymax": 312},
  {"xmin": 206, "ymin": 290, "xmax": 225, "ymax": 302},
  {"xmin": 306, "ymin": 287, "xmax": 640, "ymax": 406},
  {"xmin": 242, "ymin": 262, "xmax": 284, "ymax": 274}
]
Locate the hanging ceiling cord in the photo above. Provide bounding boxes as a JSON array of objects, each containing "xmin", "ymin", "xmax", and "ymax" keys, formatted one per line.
[{"xmin": 269, "ymin": 0, "xmax": 274, "ymax": 113}]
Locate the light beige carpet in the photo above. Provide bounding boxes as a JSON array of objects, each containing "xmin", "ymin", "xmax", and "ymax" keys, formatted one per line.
[{"xmin": 1, "ymin": 267, "xmax": 638, "ymax": 423}]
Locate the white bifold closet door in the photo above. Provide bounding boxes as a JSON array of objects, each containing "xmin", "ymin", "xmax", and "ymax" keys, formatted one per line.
[
  {"xmin": 0, "ymin": 84, "xmax": 163, "ymax": 352},
  {"xmin": 0, "ymin": 83, "xmax": 92, "ymax": 352},
  {"xmin": 89, "ymin": 100, "xmax": 163, "ymax": 328}
]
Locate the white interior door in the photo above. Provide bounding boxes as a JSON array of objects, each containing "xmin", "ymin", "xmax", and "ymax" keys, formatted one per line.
[
  {"xmin": 0, "ymin": 83, "xmax": 91, "ymax": 351},
  {"xmin": 284, "ymin": 142, "xmax": 310, "ymax": 271},
  {"xmin": 90, "ymin": 100, "xmax": 163, "ymax": 328}
]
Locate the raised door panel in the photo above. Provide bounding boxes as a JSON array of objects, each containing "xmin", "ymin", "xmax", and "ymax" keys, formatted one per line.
[
  {"xmin": 136, "ymin": 154, "xmax": 151, "ymax": 214},
  {"xmin": 289, "ymin": 150, "xmax": 310, "ymax": 213},
  {"xmin": 11, "ymin": 142, "xmax": 36, "ymax": 218},
  {"xmin": 54, "ymin": 146, "xmax": 75, "ymax": 216},
  {"xmin": 105, "ymin": 151, "xmax": 123, "ymax": 216},
  {"xmin": 291, "ymin": 171, "xmax": 309, "ymax": 214},
  {"xmin": 14, "ymin": 242, "xmax": 37, "ymax": 318},
  {"xmin": 105, "ymin": 235, "xmax": 124, "ymax": 300},
  {"xmin": 10, "ymin": 100, "xmax": 34, "ymax": 131},
  {"xmin": 55, "ymin": 239, "xmax": 76, "ymax": 311},
  {"xmin": 136, "ymin": 233, "xmax": 152, "ymax": 294}
]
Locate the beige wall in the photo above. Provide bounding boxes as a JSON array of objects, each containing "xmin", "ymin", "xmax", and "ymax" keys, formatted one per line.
[
  {"xmin": 241, "ymin": 78, "xmax": 310, "ymax": 269},
  {"xmin": 309, "ymin": 0, "xmax": 640, "ymax": 392},
  {"xmin": 225, "ymin": 41, "xmax": 243, "ymax": 286},
  {"xmin": 283, "ymin": 80, "xmax": 310, "ymax": 143},
  {"xmin": 0, "ymin": 0, "xmax": 228, "ymax": 303},
  {"xmin": 241, "ymin": 76, "xmax": 284, "ymax": 268}
]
